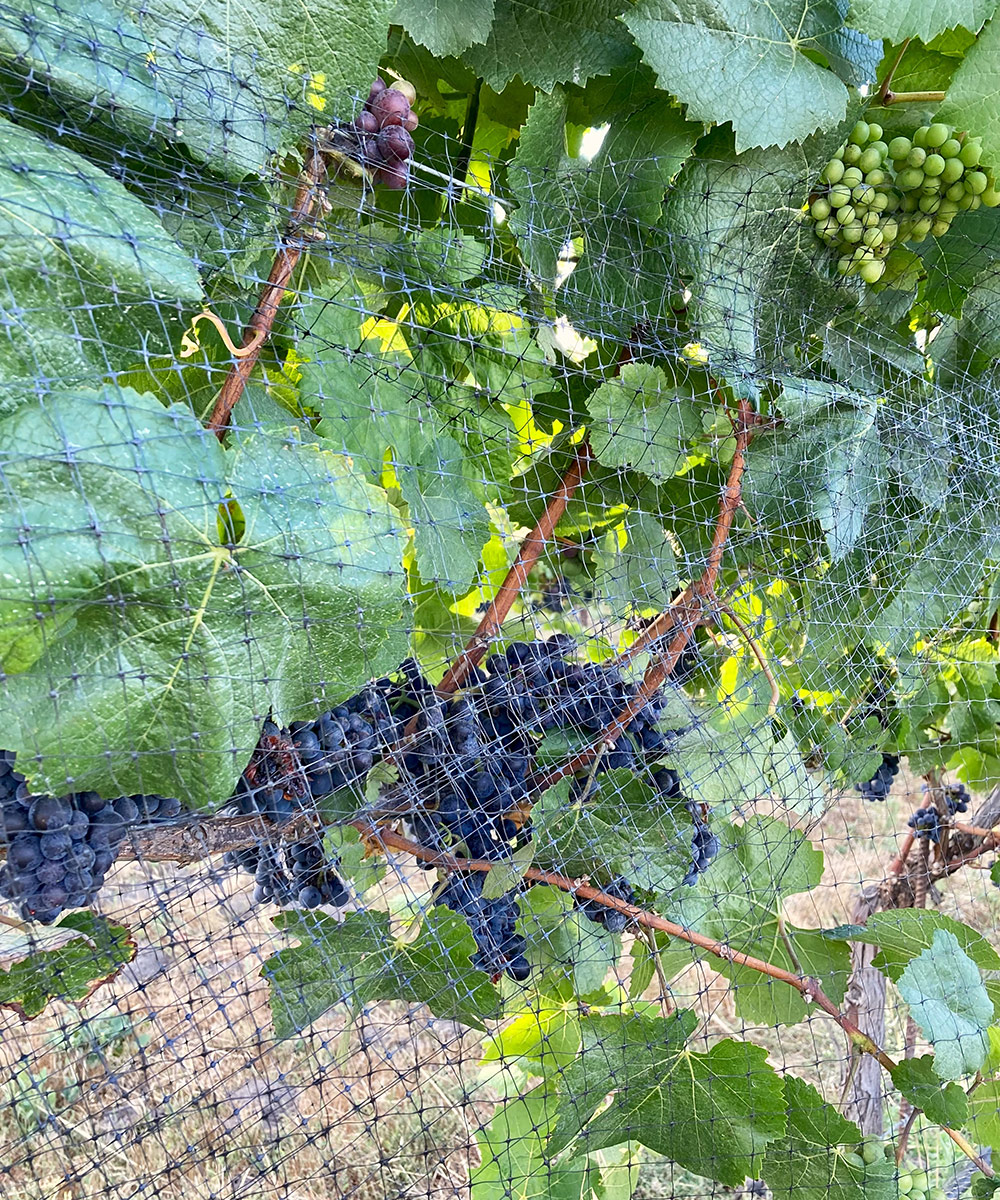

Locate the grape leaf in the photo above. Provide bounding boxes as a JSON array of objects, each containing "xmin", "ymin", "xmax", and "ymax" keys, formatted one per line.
[
  {"xmin": 0, "ymin": 390, "xmax": 407, "ymax": 807},
  {"xmin": 918, "ymin": 204, "xmax": 1000, "ymax": 319},
  {"xmin": 593, "ymin": 510, "xmax": 678, "ymax": 616},
  {"xmin": 0, "ymin": 912, "xmax": 136, "ymax": 1020},
  {"xmin": 848, "ymin": 0, "xmax": 997, "ymax": 44},
  {"xmin": 761, "ymin": 1076, "xmax": 896, "ymax": 1200},
  {"xmin": 548, "ymin": 1014, "xmax": 786, "ymax": 1185},
  {"xmin": 669, "ymin": 817, "xmax": 850, "ymax": 1026},
  {"xmin": 622, "ymin": 0, "xmax": 859, "ymax": 151},
  {"xmin": 472, "ymin": 1085, "xmax": 637, "ymax": 1200},
  {"xmin": 891, "ymin": 1054, "xmax": 970, "ymax": 1127},
  {"xmin": 586, "ymin": 362, "xmax": 705, "ymax": 481},
  {"xmin": 825, "ymin": 909, "xmax": 1000, "ymax": 980},
  {"xmin": 518, "ymin": 886, "xmax": 622, "ymax": 1003},
  {"xmin": 897, "ymin": 930, "xmax": 992, "ymax": 1079},
  {"xmin": 264, "ymin": 909, "xmax": 503, "ymax": 1037},
  {"xmin": 937, "ymin": 15, "xmax": 1000, "ymax": 177},
  {"xmin": 955, "ymin": 264, "xmax": 1000, "ymax": 369},
  {"xmin": 968, "ymin": 1080, "xmax": 1000, "ymax": 1155},
  {"xmin": 0, "ymin": 117, "xmax": 202, "ymax": 400},
  {"xmin": 392, "ymin": 0, "xmax": 494, "ymax": 56},
  {"xmin": 462, "ymin": 0, "xmax": 635, "ymax": 92}
]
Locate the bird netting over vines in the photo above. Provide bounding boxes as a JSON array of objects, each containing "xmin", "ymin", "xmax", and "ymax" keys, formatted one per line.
[{"xmin": 7, "ymin": 1, "xmax": 1000, "ymax": 1198}]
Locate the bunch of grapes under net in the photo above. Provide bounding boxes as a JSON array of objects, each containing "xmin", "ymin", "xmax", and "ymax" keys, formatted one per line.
[
  {"xmin": 809, "ymin": 119, "xmax": 1000, "ymax": 282},
  {"xmin": 226, "ymin": 829, "xmax": 350, "ymax": 909},
  {"xmin": 321, "ymin": 76, "xmax": 419, "ymax": 190},
  {"xmin": 841, "ymin": 1141, "xmax": 947, "ymax": 1200},
  {"xmin": 436, "ymin": 871, "xmax": 530, "ymax": 982},
  {"xmin": 856, "ymin": 752, "xmax": 900, "ymax": 800},
  {"xmin": 574, "ymin": 877, "xmax": 635, "ymax": 935},
  {"xmin": 0, "ymin": 751, "xmax": 139, "ymax": 924},
  {"xmin": 907, "ymin": 807, "xmax": 941, "ymax": 843},
  {"xmin": 942, "ymin": 781, "xmax": 971, "ymax": 814}
]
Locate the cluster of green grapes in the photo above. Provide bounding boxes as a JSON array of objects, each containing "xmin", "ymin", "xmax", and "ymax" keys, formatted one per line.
[
  {"xmin": 841, "ymin": 1139, "xmax": 947, "ymax": 1200},
  {"xmin": 810, "ymin": 118, "xmax": 1000, "ymax": 282}
]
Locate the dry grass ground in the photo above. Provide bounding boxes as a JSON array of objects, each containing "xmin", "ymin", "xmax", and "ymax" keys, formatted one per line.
[{"xmin": 2, "ymin": 767, "xmax": 998, "ymax": 1200}]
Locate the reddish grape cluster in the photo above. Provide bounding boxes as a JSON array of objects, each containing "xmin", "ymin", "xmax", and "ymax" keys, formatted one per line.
[{"xmin": 350, "ymin": 77, "xmax": 419, "ymax": 189}]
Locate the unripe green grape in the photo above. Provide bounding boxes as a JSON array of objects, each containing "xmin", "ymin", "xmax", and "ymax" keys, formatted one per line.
[
  {"xmin": 858, "ymin": 147, "xmax": 882, "ymax": 173},
  {"xmin": 849, "ymin": 121, "xmax": 870, "ymax": 146},
  {"xmin": 960, "ymin": 138, "xmax": 982, "ymax": 167},
  {"xmin": 860, "ymin": 1141, "xmax": 882, "ymax": 1165},
  {"xmin": 906, "ymin": 146, "xmax": 927, "ymax": 167},
  {"xmin": 897, "ymin": 167, "xmax": 925, "ymax": 190},
  {"xmin": 966, "ymin": 169, "xmax": 988, "ymax": 194},
  {"xmin": 843, "ymin": 143, "xmax": 863, "ymax": 165},
  {"xmin": 837, "ymin": 254, "xmax": 853, "ymax": 275},
  {"xmin": 918, "ymin": 194, "xmax": 940, "ymax": 213},
  {"xmin": 911, "ymin": 1171, "xmax": 931, "ymax": 1191},
  {"xmin": 925, "ymin": 122, "xmax": 950, "ymax": 148},
  {"xmin": 829, "ymin": 184, "xmax": 852, "ymax": 208},
  {"xmin": 958, "ymin": 191, "xmax": 977, "ymax": 209},
  {"xmin": 910, "ymin": 215, "xmax": 933, "ymax": 239},
  {"xmin": 911, "ymin": 1191, "xmax": 926, "ymax": 1200},
  {"xmin": 888, "ymin": 135, "xmax": 912, "ymax": 159},
  {"xmin": 861, "ymin": 210, "xmax": 880, "ymax": 227},
  {"xmin": 946, "ymin": 181, "xmax": 966, "ymax": 201},
  {"xmin": 969, "ymin": 192, "xmax": 982, "ymax": 210},
  {"xmin": 821, "ymin": 157, "xmax": 845, "ymax": 184},
  {"xmin": 852, "ymin": 183, "xmax": 875, "ymax": 205},
  {"xmin": 922, "ymin": 180, "xmax": 942, "ymax": 196},
  {"xmin": 940, "ymin": 137, "xmax": 962, "ymax": 158},
  {"xmin": 882, "ymin": 190, "xmax": 900, "ymax": 211},
  {"xmin": 841, "ymin": 221, "xmax": 864, "ymax": 242},
  {"xmin": 981, "ymin": 185, "xmax": 1000, "ymax": 206},
  {"xmin": 842, "ymin": 167, "xmax": 864, "ymax": 187},
  {"xmin": 941, "ymin": 156, "xmax": 965, "ymax": 184},
  {"xmin": 836, "ymin": 204, "xmax": 856, "ymax": 224},
  {"xmin": 817, "ymin": 216, "xmax": 841, "ymax": 240},
  {"xmin": 863, "ymin": 227, "xmax": 883, "ymax": 247},
  {"xmin": 897, "ymin": 1174, "xmax": 914, "ymax": 1194},
  {"xmin": 867, "ymin": 122, "xmax": 883, "ymax": 141},
  {"xmin": 938, "ymin": 199, "xmax": 959, "ymax": 216},
  {"xmin": 927, "ymin": 1189, "xmax": 948, "ymax": 1200},
  {"xmin": 843, "ymin": 1151, "xmax": 867, "ymax": 1170},
  {"xmin": 871, "ymin": 191, "xmax": 889, "ymax": 210},
  {"xmin": 880, "ymin": 218, "xmax": 898, "ymax": 241},
  {"xmin": 924, "ymin": 153, "xmax": 945, "ymax": 176},
  {"xmin": 901, "ymin": 193, "xmax": 919, "ymax": 211},
  {"xmin": 859, "ymin": 258, "xmax": 885, "ymax": 283},
  {"xmin": 931, "ymin": 218, "xmax": 952, "ymax": 236},
  {"xmin": 865, "ymin": 168, "xmax": 887, "ymax": 187},
  {"xmin": 811, "ymin": 197, "xmax": 832, "ymax": 220},
  {"xmin": 913, "ymin": 125, "xmax": 929, "ymax": 147}
]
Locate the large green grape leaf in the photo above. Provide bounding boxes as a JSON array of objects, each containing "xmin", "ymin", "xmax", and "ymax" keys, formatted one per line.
[
  {"xmin": 264, "ymin": 910, "xmax": 503, "ymax": 1037},
  {"xmin": 0, "ymin": 912, "xmax": 136, "ymax": 1020},
  {"xmin": 472, "ymin": 1085, "xmax": 638, "ymax": 1200},
  {"xmin": 0, "ymin": 117, "xmax": 202, "ymax": 400},
  {"xmin": 508, "ymin": 85, "xmax": 700, "ymax": 333},
  {"xmin": 891, "ymin": 1055, "xmax": 970, "ymax": 1127},
  {"xmin": 0, "ymin": 0, "xmax": 395, "ymax": 173},
  {"xmin": 897, "ymin": 930, "xmax": 992, "ymax": 1079},
  {"xmin": 937, "ymin": 16, "xmax": 1000, "ymax": 175},
  {"xmin": 761, "ymin": 1077, "xmax": 896, "ymax": 1200},
  {"xmin": 661, "ymin": 125, "xmax": 849, "ymax": 362},
  {"xmin": 517, "ymin": 885, "xmax": 623, "ymax": 1003},
  {"xmin": 392, "ymin": 0, "xmax": 494, "ymax": 56},
  {"xmin": 585, "ymin": 362, "xmax": 705, "ymax": 481},
  {"xmin": 668, "ymin": 818, "xmax": 850, "ymax": 1026},
  {"xmin": 593, "ymin": 510, "xmax": 678, "ymax": 615},
  {"xmin": 0, "ymin": 389, "xmax": 406, "ymax": 807},
  {"xmin": 848, "ymin": 0, "xmax": 998, "ymax": 43},
  {"xmin": 744, "ymin": 398, "xmax": 886, "ymax": 562},
  {"xmin": 622, "ymin": 0, "xmax": 861, "ymax": 151},
  {"xmin": 918, "ymin": 207, "xmax": 1000, "ymax": 318},
  {"xmin": 548, "ymin": 1013, "xmax": 786, "ymax": 1185},
  {"xmin": 826, "ymin": 906, "xmax": 1000, "ymax": 981},
  {"xmin": 462, "ymin": 0, "xmax": 636, "ymax": 92}
]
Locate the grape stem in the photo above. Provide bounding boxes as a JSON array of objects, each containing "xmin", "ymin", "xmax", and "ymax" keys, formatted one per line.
[
  {"xmin": 717, "ymin": 603, "xmax": 780, "ymax": 714},
  {"xmin": 369, "ymin": 823, "xmax": 992, "ymax": 1175},
  {"xmin": 876, "ymin": 89, "xmax": 947, "ymax": 107},
  {"xmin": 207, "ymin": 143, "xmax": 329, "ymax": 438},
  {"xmin": 875, "ymin": 38, "xmax": 910, "ymax": 105}
]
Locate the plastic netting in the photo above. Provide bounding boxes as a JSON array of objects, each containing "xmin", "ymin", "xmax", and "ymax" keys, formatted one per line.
[{"xmin": 3, "ymin": 5, "xmax": 1000, "ymax": 1199}]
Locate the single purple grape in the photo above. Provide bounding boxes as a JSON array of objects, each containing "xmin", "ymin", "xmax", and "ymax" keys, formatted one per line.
[
  {"xmin": 375, "ymin": 162, "xmax": 409, "ymax": 190},
  {"xmin": 377, "ymin": 125, "xmax": 414, "ymax": 164},
  {"xmin": 403, "ymin": 110, "xmax": 419, "ymax": 133},
  {"xmin": 355, "ymin": 110, "xmax": 378, "ymax": 134},
  {"xmin": 365, "ymin": 77, "xmax": 386, "ymax": 109},
  {"xmin": 371, "ymin": 88, "xmax": 410, "ymax": 129}
]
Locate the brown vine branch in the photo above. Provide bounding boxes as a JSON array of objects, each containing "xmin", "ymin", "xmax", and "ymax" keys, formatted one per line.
[
  {"xmin": 207, "ymin": 146, "xmax": 328, "ymax": 438},
  {"xmin": 435, "ymin": 440, "xmax": 593, "ymax": 696}
]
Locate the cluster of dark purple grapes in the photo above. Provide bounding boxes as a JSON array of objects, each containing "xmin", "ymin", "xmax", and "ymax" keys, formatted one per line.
[
  {"xmin": 437, "ymin": 872, "xmax": 529, "ymax": 981},
  {"xmin": 332, "ymin": 76, "xmax": 418, "ymax": 190},
  {"xmin": 857, "ymin": 753, "xmax": 900, "ymax": 801},
  {"xmin": 575, "ymin": 877, "xmax": 635, "ymax": 935},
  {"xmin": 908, "ymin": 807, "xmax": 942, "ymax": 843},
  {"xmin": 225, "ymin": 830, "xmax": 349, "ymax": 909},
  {"xmin": 0, "ymin": 751, "xmax": 183, "ymax": 924},
  {"xmin": 942, "ymin": 782, "xmax": 971, "ymax": 815}
]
